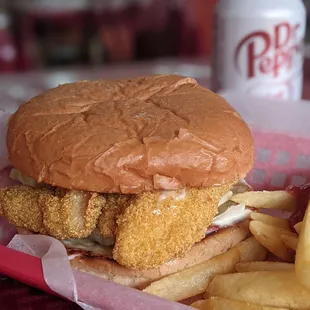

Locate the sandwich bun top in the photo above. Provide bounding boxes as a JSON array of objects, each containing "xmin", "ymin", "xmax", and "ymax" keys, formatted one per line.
[{"xmin": 7, "ymin": 75, "xmax": 254, "ymax": 194}]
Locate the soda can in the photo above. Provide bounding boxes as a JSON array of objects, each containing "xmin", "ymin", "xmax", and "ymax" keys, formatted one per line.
[{"xmin": 212, "ymin": 0, "xmax": 307, "ymax": 100}]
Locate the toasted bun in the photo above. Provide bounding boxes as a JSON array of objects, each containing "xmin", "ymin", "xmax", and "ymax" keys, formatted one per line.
[
  {"xmin": 7, "ymin": 75, "xmax": 253, "ymax": 193},
  {"xmin": 69, "ymin": 221, "xmax": 250, "ymax": 289}
]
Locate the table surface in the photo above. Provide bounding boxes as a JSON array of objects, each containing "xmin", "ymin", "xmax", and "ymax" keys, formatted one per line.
[
  {"xmin": 0, "ymin": 58, "xmax": 309, "ymax": 113},
  {"xmin": 1, "ymin": 58, "xmax": 310, "ymax": 309},
  {"xmin": 0, "ymin": 277, "xmax": 80, "ymax": 309}
]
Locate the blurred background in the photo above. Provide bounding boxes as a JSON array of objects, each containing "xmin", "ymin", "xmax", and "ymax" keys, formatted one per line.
[
  {"xmin": 0, "ymin": 0, "xmax": 309, "ymax": 109},
  {"xmin": 0, "ymin": 0, "xmax": 309, "ymax": 71},
  {"xmin": 0, "ymin": 0, "xmax": 220, "ymax": 72}
]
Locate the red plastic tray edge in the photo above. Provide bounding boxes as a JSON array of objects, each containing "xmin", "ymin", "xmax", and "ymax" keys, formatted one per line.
[{"xmin": 0, "ymin": 244, "xmax": 58, "ymax": 296}]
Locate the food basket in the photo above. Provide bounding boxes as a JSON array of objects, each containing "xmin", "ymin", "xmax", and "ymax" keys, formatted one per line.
[{"xmin": 1, "ymin": 91, "xmax": 309, "ymax": 309}]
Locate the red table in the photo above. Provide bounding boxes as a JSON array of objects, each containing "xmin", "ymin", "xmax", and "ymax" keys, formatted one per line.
[{"xmin": 0, "ymin": 58, "xmax": 309, "ymax": 309}]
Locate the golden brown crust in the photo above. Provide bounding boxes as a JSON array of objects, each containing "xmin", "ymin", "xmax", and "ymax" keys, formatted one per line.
[
  {"xmin": 70, "ymin": 220, "xmax": 250, "ymax": 289},
  {"xmin": 113, "ymin": 185, "xmax": 231, "ymax": 269},
  {"xmin": 1, "ymin": 185, "xmax": 49, "ymax": 234},
  {"xmin": 7, "ymin": 75, "xmax": 254, "ymax": 194},
  {"xmin": 3, "ymin": 185, "xmax": 105, "ymax": 239},
  {"xmin": 40, "ymin": 190, "xmax": 105, "ymax": 239},
  {"xmin": 97, "ymin": 194, "xmax": 132, "ymax": 238}
]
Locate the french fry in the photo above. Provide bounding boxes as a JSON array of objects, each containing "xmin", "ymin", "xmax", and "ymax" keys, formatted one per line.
[
  {"xmin": 231, "ymin": 191, "xmax": 296, "ymax": 212},
  {"xmin": 249, "ymin": 221, "xmax": 295, "ymax": 262},
  {"xmin": 294, "ymin": 221, "xmax": 302, "ymax": 234},
  {"xmin": 191, "ymin": 297, "xmax": 289, "ymax": 310},
  {"xmin": 236, "ymin": 261, "xmax": 294, "ymax": 272},
  {"xmin": 236, "ymin": 236, "xmax": 267, "ymax": 262},
  {"xmin": 143, "ymin": 247, "xmax": 239, "ymax": 301},
  {"xmin": 250, "ymin": 212, "xmax": 290, "ymax": 230},
  {"xmin": 143, "ymin": 237, "xmax": 266, "ymax": 301},
  {"xmin": 206, "ymin": 271, "xmax": 310, "ymax": 309},
  {"xmin": 280, "ymin": 233, "xmax": 298, "ymax": 251},
  {"xmin": 295, "ymin": 200, "xmax": 310, "ymax": 291}
]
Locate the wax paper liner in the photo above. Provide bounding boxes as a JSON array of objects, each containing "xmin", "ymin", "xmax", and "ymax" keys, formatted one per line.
[{"xmin": 5, "ymin": 234, "xmax": 190, "ymax": 310}]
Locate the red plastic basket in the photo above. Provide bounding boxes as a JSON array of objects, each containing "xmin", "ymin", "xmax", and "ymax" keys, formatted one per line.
[{"xmin": 248, "ymin": 130, "xmax": 310, "ymax": 190}]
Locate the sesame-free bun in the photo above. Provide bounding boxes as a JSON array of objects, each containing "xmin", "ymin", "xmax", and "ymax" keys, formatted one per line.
[{"xmin": 7, "ymin": 75, "xmax": 253, "ymax": 194}]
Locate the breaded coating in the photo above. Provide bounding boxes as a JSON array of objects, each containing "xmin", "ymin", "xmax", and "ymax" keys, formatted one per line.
[
  {"xmin": 97, "ymin": 194, "xmax": 132, "ymax": 239},
  {"xmin": 0, "ymin": 185, "xmax": 49, "ymax": 234},
  {"xmin": 0, "ymin": 190, "xmax": 3, "ymax": 216},
  {"xmin": 40, "ymin": 190, "xmax": 105, "ymax": 239},
  {"xmin": 113, "ymin": 184, "xmax": 232, "ymax": 269}
]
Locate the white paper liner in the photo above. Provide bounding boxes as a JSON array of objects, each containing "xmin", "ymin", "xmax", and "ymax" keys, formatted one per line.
[
  {"xmin": 4, "ymin": 233, "xmax": 190, "ymax": 309},
  {"xmin": 7, "ymin": 234, "xmax": 96, "ymax": 309}
]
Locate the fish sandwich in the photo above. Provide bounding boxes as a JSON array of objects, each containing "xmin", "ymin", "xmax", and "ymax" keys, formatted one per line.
[{"xmin": 0, "ymin": 75, "xmax": 254, "ymax": 289}]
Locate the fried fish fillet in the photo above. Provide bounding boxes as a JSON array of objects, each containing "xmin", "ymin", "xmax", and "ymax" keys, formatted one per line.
[
  {"xmin": 113, "ymin": 184, "xmax": 231, "ymax": 269},
  {"xmin": 0, "ymin": 185, "xmax": 49, "ymax": 234},
  {"xmin": 0, "ymin": 185, "xmax": 105, "ymax": 239},
  {"xmin": 97, "ymin": 194, "xmax": 132, "ymax": 239},
  {"xmin": 40, "ymin": 189, "xmax": 105, "ymax": 239},
  {"xmin": 1, "ymin": 182, "xmax": 233, "ymax": 270}
]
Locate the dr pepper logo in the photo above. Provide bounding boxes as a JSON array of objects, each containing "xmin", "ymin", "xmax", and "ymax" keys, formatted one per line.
[{"xmin": 234, "ymin": 22, "xmax": 302, "ymax": 78}]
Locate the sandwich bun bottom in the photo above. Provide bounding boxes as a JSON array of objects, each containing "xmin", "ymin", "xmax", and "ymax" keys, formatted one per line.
[{"xmin": 17, "ymin": 220, "xmax": 250, "ymax": 289}]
